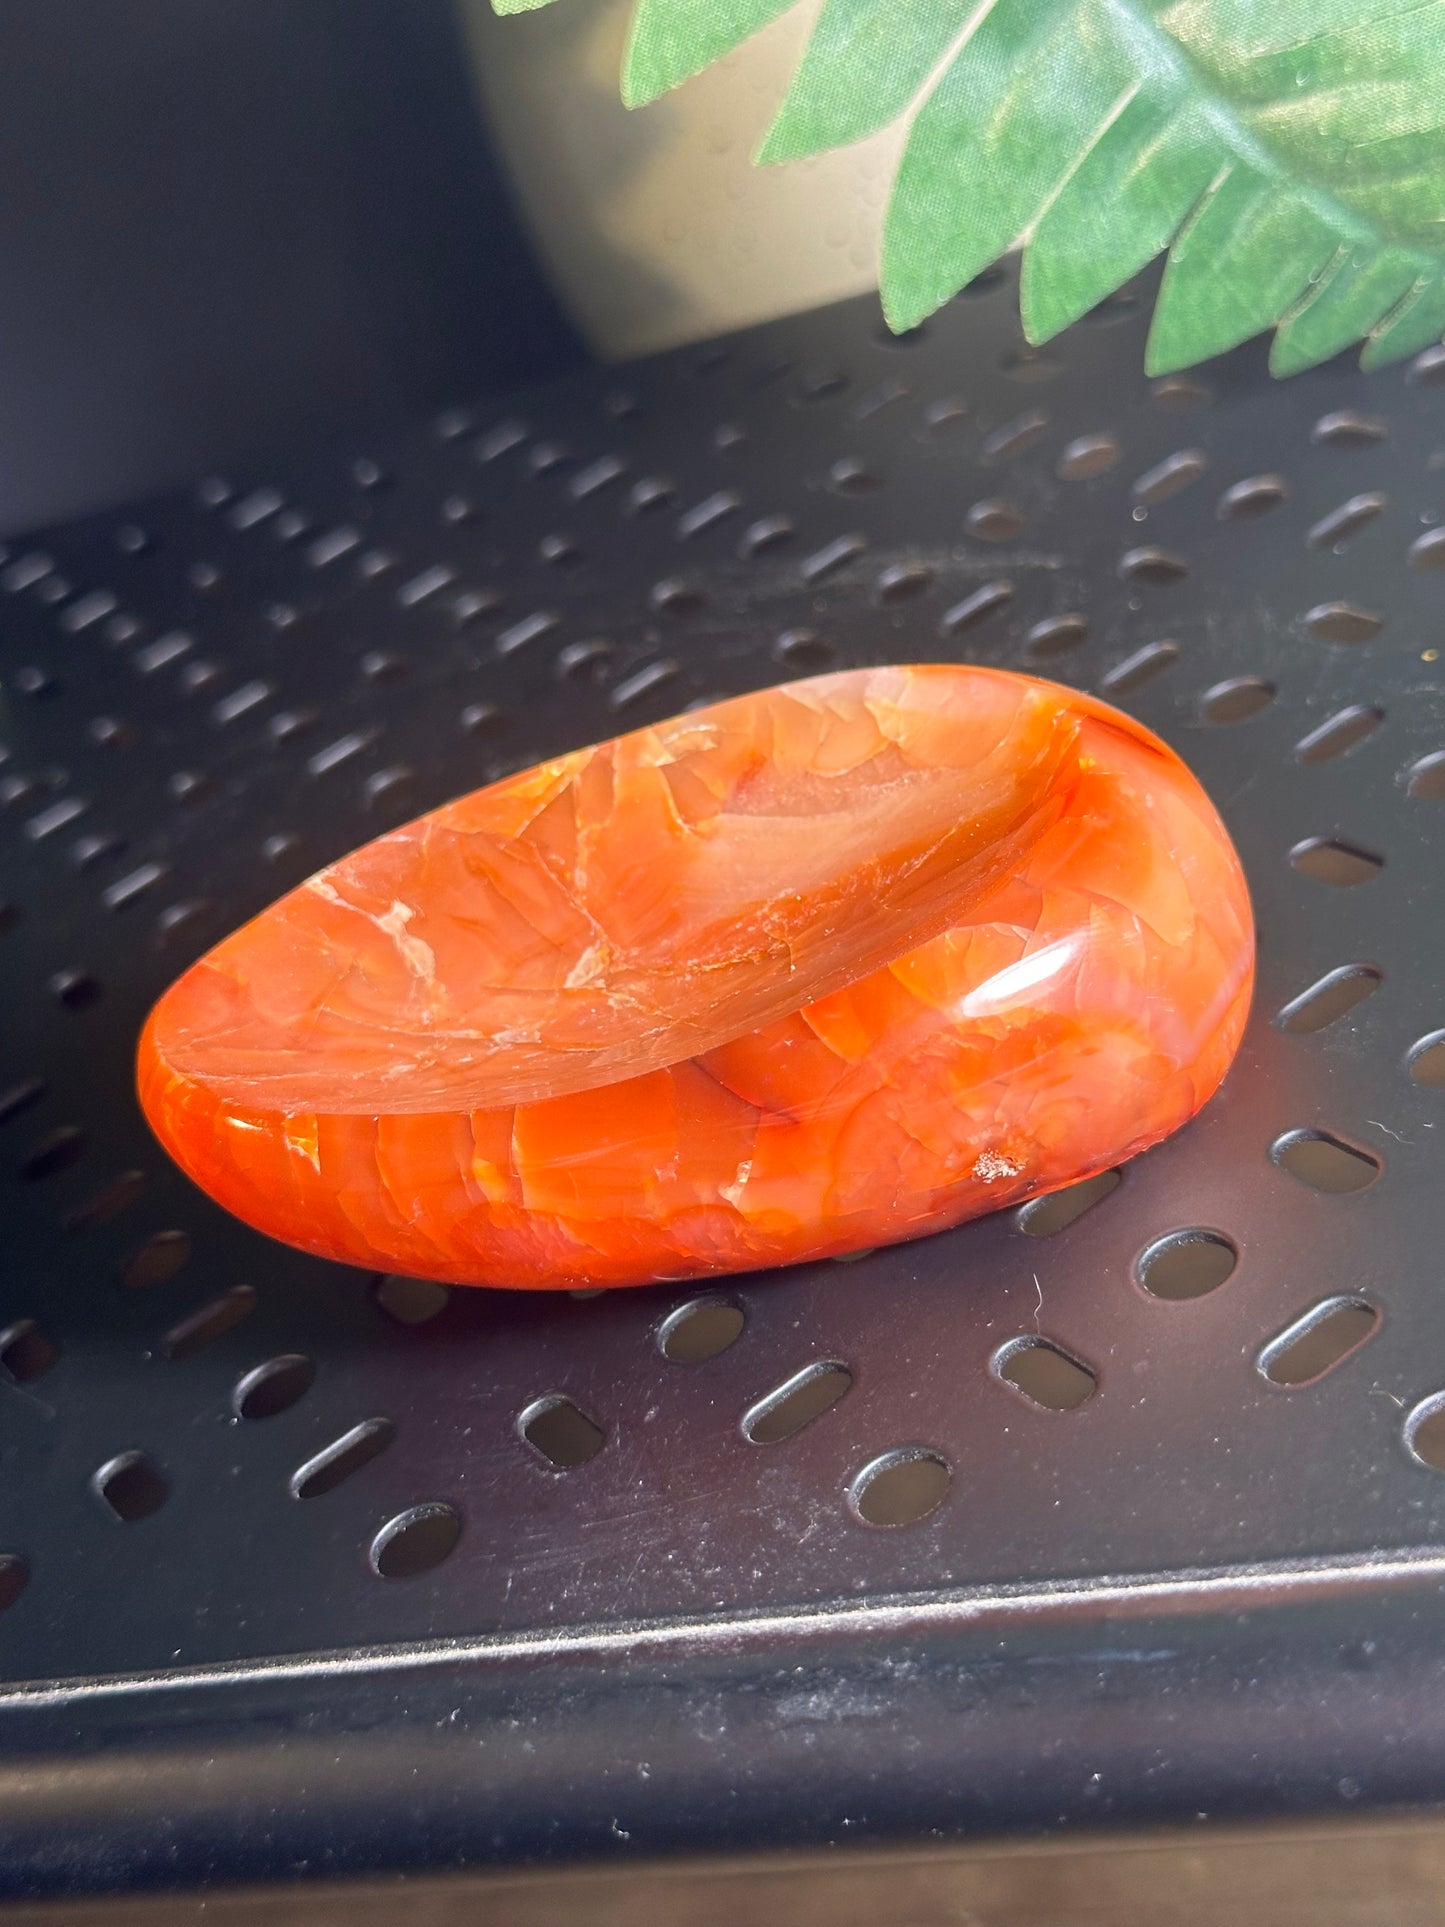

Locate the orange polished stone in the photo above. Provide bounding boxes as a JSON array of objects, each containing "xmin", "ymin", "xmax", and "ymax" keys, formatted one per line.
[{"xmin": 137, "ymin": 666, "xmax": 1253, "ymax": 1287}]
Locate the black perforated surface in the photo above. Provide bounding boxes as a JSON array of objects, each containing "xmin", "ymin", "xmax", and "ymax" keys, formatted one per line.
[{"xmin": 3, "ymin": 263, "xmax": 1445, "ymax": 1889}]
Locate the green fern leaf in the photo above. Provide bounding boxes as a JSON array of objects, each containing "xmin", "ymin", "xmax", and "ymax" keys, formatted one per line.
[
  {"xmin": 1270, "ymin": 247, "xmax": 1421, "ymax": 375},
  {"xmin": 1361, "ymin": 271, "xmax": 1445, "ymax": 367},
  {"xmin": 492, "ymin": 0, "xmax": 1445, "ymax": 374},
  {"xmin": 881, "ymin": 1, "xmax": 1139, "ymax": 334},
  {"xmin": 757, "ymin": 1, "xmax": 971, "ymax": 164},
  {"xmin": 1145, "ymin": 168, "xmax": 1340, "ymax": 374},
  {"xmin": 1019, "ymin": 102, "xmax": 1218, "ymax": 346},
  {"xmin": 623, "ymin": 0, "xmax": 797, "ymax": 108}
]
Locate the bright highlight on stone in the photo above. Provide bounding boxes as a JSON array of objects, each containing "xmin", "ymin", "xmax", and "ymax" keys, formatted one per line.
[{"xmin": 138, "ymin": 666, "xmax": 1253, "ymax": 1288}]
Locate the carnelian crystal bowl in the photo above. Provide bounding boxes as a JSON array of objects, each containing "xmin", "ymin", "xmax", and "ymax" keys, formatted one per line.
[{"xmin": 138, "ymin": 665, "xmax": 1254, "ymax": 1288}]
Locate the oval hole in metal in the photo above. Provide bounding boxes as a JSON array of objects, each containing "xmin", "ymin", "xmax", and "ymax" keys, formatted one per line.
[
  {"xmin": 233, "ymin": 1354, "xmax": 315, "ymax": 1422},
  {"xmin": 773, "ymin": 628, "xmax": 833, "ymax": 669},
  {"xmin": 1016, "ymin": 1169, "xmax": 1121, "ymax": 1237},
  {"xmin": 1152, "ymin": 376, "xmax": 1212, "ymax": 409},
  {"xmin": 65, "ymin": 1170, "xmax": 149, "ymax": 1232},
  {"xmin": 828, "ymin": 457, "xmax": 881, "ymax": 495},
  {"xmin": 659, "ymin": 1298, "xmax": 745, "ymax": 1365},
  {"xmin": 1406, "ymin": 751, "xmax": 1445, "ymax": 799},
  {"xmin": 1404, "ymin": 1394, "xmax": 1445, "ymax": 1470},
  {"xmin": 1201, "ymin": 676, "xmax": 1274, "ymax": 724},
  {"xmin": 122, "ymin": 1229, "xmax": 192, "ymax": 1289},
  {"xmin": 993, "ymin": 1336, "xmax": 1097, "ymax": 1411},
  {"xmin": 161, "ymin": 1285, "xmax": 258, "ymax": 1360},
  {"xmin": 18, "ymin": 1126, "xmax": 86, "ymax": 1182},
  {"xmin": 1118, "ymin": 546, "xmax": 1189, "ymax": 585},
  {"xmin": 372, "ymin": 1275, "xmax": 451, "ymax": 1326},
  {"xmin": 292, "ymin": 1419, "xmax": 396, "ymax": 1500},
  {"xmin": 1306, "ymin": 492, "xmax": 1385, "ymax": 549},
  {"xmin": 371, "ymin": 1503, "xmax": 460, "ymax": 1579},
  {"xmin": 1259, "ymin": 1298, "xmax": 1380, "ymax": 1387},
  {"xmin": 1025, "ymin": 614, "xmax": 1089, "ymax": 660},
  {"xmin": 0, "ymin": 1320, "xmax": 59, "ymax": 1384},
  {"xmin": 966, "ymin": 500, "xmax": 1028, "ymax": 541},
  {"xmin": 1217, "ymin": 474, "xmax": 1288, "ymax": 520},
  {"xmin": 0, "ymin": 1556, "xmax": 27, "ymax": 1615},
  {"xmin": 1135, "ymin": 1230, "xmax": 1237, "ymax": 1301},
  {"xmin": 1100, "ymin": 641, "xmax": 1179, "ymax": 695},
  {"xmin": 1303, "ymin": 602, "xmax": 1382, "ymax": 643},
  {"xmin": 1275, "ymin": 965, "xmax": 1382, "ymax": 1035},
  {"xmin": 876, "ymin": 561, "xmax": 935, "ymax": 604},
  {"xmin": 743, "ymin": 1361, "xmax": 852, "ymax": 1444},
  {"xmin": 1271, "ymin": 1129, "xmax": 1381, "ymax": 1194},
  {"xmin": 850, "ymin": 1448, "xmax": 951, "ymax": 1527},
  {"xmin": 1295, "ymin": 705, "xmax": 1383, "ymax": 763},
  {"xmin": 939, "ymin": 580, "xmax": 1013, "ymax": 634},
  {"xmin": 1056, "ymin": 434, "xmax": 1120, "ymax": 481},
  {"xmin": 981, "ymin": 411, "xmax": 1046, "ymax": 461},
  {"xmin": 93, "ymin": 1451, "xmax": 168, "ymax": 1523},
  {"xmin": 1289, "ymin": 837, "xmax": 1383, "ymax": 887},
  {"xmin": 1311, "ymin": 411, "xmax": 1386, "ymax": 447},
  {"xmin": 1408, "ymin": 1031, "xmax": 1445, "ymax": 1088},
  {"xmin": 1133, "ymin": 448, "xmax": 1206, "ymax": 505},
  {"xmin": 519, "ymin": 1395, "xmax": 605, "ymax": 1469}
]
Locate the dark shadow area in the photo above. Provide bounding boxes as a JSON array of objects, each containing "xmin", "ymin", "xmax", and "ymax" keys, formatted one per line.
[{"xmin": 0, "ymin": 0, "xmax": 583, "ymax": 531}]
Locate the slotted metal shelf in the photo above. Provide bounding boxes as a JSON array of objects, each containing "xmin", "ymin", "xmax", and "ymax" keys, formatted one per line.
[{"xmin": 3, "ymin": 261, "xmax": 1445, "ymax": 1901}]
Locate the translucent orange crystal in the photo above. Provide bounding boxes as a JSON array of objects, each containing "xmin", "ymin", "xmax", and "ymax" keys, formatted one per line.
[{"xmin": 138, "ymin": 666, "xmax": 1253, "ymax": 1288}]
